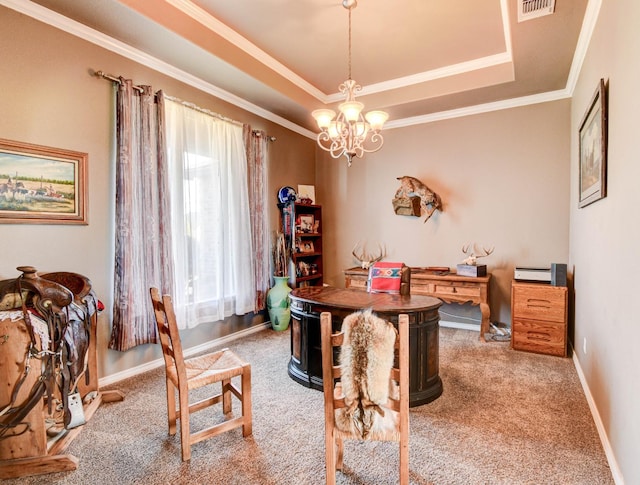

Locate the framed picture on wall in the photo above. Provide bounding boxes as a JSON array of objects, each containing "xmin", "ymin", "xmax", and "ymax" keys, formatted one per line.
[
  {"xmin": 0, "ymin": 138, "xmax": 87, "ymax": 224},
  {"xmin": 578, "ymin": 78, "xmax": 608, "ymax": 208}
]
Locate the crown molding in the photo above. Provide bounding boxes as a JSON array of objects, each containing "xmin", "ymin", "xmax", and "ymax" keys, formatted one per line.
[
  {"xmin": 565, "ymin": 0, "xmax": 602, "ymax": 96},
  {"xmin": 165, "ymin": 0, "xmax": 326, "ymax": 101},
  {"xmin": 1, "ymin": 0, "xmax": 600, "ymax": 139},
  {"xmin": 386, "ymin": 89, "xmax": 571, "ymax": 130},
  {"xmin": 329, "ymin": 52, "xmax": 514, "ymax": 102},
  {"xmin": 0, "ymin": 0, "xmax": 315, "ymax": 138}
]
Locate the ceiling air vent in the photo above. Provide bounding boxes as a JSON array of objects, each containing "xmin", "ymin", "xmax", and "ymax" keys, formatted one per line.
[{"xmin": 518, "ymin": 0, "xmax": 556, "ymax": 22}]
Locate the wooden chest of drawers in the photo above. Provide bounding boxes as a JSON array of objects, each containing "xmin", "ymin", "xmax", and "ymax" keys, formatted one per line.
[{"xmin": 511, "ymin": 281, "xmax": 568, "ymax": 357}]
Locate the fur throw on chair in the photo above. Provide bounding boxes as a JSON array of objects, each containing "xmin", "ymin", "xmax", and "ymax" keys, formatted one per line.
[{"xmin": 335, "ymin": 309, "xmax": 399, "ymax": 440}]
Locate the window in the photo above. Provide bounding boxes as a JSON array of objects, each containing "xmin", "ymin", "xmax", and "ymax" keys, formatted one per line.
[{"xmin": 164, "ymin": 99, "xmax": 255, "ymax": 328}]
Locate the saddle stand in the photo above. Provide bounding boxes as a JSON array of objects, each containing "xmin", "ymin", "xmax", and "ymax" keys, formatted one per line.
[{"xmin": 0, "ymin": 266, "xmax": 124, "ymax": 479}]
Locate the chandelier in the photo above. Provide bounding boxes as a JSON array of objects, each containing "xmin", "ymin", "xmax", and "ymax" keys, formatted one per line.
[{"xmin": 311, "ymin": 0, "xmax": 389, "ymax": 167}]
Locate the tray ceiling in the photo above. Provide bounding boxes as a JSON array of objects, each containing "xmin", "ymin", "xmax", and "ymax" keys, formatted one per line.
[{"xmin": 16, "ymin": 0, "xmax": 590, "ymax": 136}]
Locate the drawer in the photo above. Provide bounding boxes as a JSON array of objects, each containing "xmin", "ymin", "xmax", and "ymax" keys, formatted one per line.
[
  {"xmin": 346, "ymin": 277, "xmax": 368, "ymax": 291},
  {"xmin": 512, "ymin": 318, "xmax": 566, "ymax": 357},
  {"xmin": 512, "ymin": 286, "xmax": 566, "ymax": 323},
  {"xmin": 410, "ymin": 281, "xmax": 435, "ymax": 296},
  {"xmin": 432, "ymin": 282, "xmax": 481, "ymax": 301}
]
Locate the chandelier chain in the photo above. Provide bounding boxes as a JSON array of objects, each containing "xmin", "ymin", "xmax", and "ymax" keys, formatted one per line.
[{"xmin": 348, "ymin": 7, "xmax": 352, "ymax": 80}]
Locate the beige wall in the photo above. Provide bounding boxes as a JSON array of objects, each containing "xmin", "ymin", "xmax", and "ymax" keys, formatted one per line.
[
  {"xmin": 317, "ymin": 100, "xmax": 571, "ymax": 326},
  {"xmin": 0, "ymin": 7, "xmax": 315, "ymax": 378},
  {"xmin": 570, "ymin": 1, "xmax": 640, "ymax": 483}
]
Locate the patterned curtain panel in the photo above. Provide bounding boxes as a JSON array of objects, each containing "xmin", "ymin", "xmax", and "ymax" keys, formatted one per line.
[
  {"xmin": 244, "ymin": 127, "xmax": 270, "ymax": 312},
  {"xmin": 109, "ymin": 82, "xmax": 174, "ymax": 351}
]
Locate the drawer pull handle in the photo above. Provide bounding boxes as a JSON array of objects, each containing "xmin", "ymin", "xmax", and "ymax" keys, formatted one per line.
[
  {"xmin": 527, "ymin": 304, "xmax": 551, "ymax": 310},
  {"xmin": 526, "ymin": 298, "xmax": 551, "ymax": 309},
  {"xmin": 527, "ymin": 332, "xmax": 551, "ymax": 342},
  {"xmin": 527, "ymin": 298, "xmax": 551, "ymax": 305}
]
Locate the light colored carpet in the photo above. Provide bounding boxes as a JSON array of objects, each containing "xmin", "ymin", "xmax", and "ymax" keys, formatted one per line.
[{"xmin": 5, "ymin": 327, "xmax": 613, "ymax": 484}]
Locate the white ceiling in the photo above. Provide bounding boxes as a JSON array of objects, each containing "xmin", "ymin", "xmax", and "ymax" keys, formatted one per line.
[{"xmin": 11, "ymin": 0, "xmax": 590, "ymax": 136}]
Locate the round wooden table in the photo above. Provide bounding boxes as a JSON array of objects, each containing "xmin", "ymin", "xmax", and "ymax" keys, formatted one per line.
[{"xmin": 288, "ymin": 286, "xmax": 443, "ymax": 407}]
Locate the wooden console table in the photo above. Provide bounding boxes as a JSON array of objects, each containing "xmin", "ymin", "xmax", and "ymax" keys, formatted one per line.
[
  {"xmin": 288, "ymin": 286, "xmax": 442, "ymax": 407},
  {"xmin": 345, "ymin": 267, "xmax": 492, "ymax": 341}
]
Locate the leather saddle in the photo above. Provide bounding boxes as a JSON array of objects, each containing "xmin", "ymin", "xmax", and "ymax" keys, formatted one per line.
[{"xmin": 0, "ymin": 266, "xmax": 98, "ymax": 434}]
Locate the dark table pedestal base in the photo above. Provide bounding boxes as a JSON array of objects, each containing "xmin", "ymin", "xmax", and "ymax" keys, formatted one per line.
[{"xmin": 288, "ymin": 291, "xmax": 442, "ymax": 407}]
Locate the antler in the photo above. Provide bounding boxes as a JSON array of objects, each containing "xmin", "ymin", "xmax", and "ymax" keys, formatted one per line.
[
  {"xmin": 352, "ymin": 243, "xmax": 387, "ymax": 269},
  {"xmin": 461, "ymin": 243, "xmax": 494, "ymax": 265},
  {"xmin": 478, "ymin": 245, "xmax": 494, "ymax": 258}
]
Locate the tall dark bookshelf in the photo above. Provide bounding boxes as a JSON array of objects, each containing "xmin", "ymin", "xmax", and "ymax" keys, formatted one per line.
[{"xmin": 280, "ymin": 202, "xmax": 323, "ymax": 288}]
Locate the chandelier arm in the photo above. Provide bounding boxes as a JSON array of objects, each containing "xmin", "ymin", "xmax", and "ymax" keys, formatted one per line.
[
  {"xmin": 359, "ymin": 136, "xmax": 384, "ymax": 154},
  {"xmin": 316, "ymin": 132, "xmax": 349, "ymax": 160}
]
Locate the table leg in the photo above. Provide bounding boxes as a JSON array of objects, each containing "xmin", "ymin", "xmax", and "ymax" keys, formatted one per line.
[{"xmin": 479, "ymin": 302, "xmax": 490, "ymax": 342}]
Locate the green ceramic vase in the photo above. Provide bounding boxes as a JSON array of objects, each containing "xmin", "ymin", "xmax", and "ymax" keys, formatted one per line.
[{"xmin": 267, "ymin": 276, "xmax": 292, "ymax": 331}]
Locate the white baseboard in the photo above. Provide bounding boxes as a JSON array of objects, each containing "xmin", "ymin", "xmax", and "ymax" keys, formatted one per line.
[
  {"xmin": 439, "ymin": 319, "xmax": 480, "ymax": 332},
  {"xmin": 572, "ymin": 346, "xmax": 625, "ymax": 484},
  {"xmin": 98, "ymin": 322, "xmax": 271, "ymax": 388}
]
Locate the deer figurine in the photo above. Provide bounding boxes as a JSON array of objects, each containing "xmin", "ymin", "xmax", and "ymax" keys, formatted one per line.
[{"xmin": 461, "ymin": 244, "xmax": 494, "ymax": 266}]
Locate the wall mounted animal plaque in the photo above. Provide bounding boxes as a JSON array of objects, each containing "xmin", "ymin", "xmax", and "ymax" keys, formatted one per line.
[{"xmin": 392, "ymin": 176, "xmax": 443, "ymax": 223}]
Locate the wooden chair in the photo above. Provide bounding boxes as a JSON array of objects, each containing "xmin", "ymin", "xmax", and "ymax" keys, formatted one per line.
[
  {"xmin": 149, "ymin": 288, "xmax": 252, "ymax": 461},
  {"xmin": 320, "ymin": 310, "xmax": 410, "ymax": 485}
]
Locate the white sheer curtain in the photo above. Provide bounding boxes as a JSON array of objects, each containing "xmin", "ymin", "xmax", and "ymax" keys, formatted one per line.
[{"xmin": 164, "ymin": 99, "xmax": 255, "ymax": 328}]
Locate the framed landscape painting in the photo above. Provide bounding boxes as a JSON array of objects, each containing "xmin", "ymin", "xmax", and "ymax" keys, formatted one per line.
[
  {"xmin": 578, "ymin": 79, "xmax": 608, "ymax": 208},
  {"xmin": 0, "ymin": 139, "xmax": 87, "ymax": 224}
]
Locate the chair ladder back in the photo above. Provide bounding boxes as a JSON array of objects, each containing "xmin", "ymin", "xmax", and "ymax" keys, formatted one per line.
[
  {"xmin": 160, "ymin": 294, "xmax": 188, "ymax": 383},
  {"xmin": 150, "ymin": 288, "xmax": 173, "ymax": 366},
  {"xmin": 149, "ymin": 288, "xmax": 186, "ymax": 380},
  {"xmin": 320, "ymin": 312, "xmax": 336, "ymax": 412},
  {"xmin": 398, "ymin": 313, "xmax": 410, "ymax": 405}
]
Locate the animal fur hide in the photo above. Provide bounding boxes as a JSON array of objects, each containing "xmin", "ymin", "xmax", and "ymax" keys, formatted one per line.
[{"xmin": 335, "ymin": 309, "xmax": 399, "ymax": 440}]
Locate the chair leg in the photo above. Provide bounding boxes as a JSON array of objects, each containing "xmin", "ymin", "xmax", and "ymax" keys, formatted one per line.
[
  {"xmin": 178, "ymin": 387, "xmax": 191, "ymax": 461},
  {"xmin": 222, "ymin": 378, "xmax": 232, "ymax": 414},
  {"xmin": 241, "ymin": 365, "xmax": 252, "ymax": 437},
  {"xmin": 336, "ymin": 437, "xmax": 344, "ymax": 471},
  {"xmin": 400, "ymin": 433, "xmax": 409, "ymax": 485},
  {"xmin": 325, "ymin": 429, "xmax": 336, "ymax": 485},
  {"xmin": 166, "ymin": 379, "xmax": 177, "ymax": 435}
]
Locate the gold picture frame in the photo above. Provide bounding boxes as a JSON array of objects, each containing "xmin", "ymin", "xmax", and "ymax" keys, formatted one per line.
[
  {"xmin": 578, "ymin": 79, "xmax": 608, "ymax": 208},
  {"xmin": 0, "ymin": 139, "xmax": 87, "ymax": 224}
]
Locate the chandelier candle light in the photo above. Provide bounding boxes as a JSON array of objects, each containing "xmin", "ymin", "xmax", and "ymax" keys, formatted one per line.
[{"xmin": 311, "ymin": 0, "xmax": 389, "ymax": 166}]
